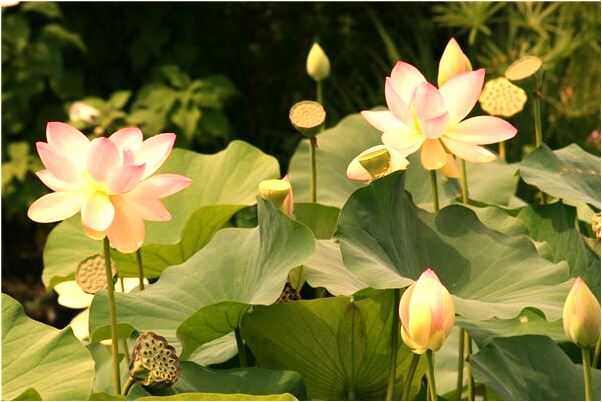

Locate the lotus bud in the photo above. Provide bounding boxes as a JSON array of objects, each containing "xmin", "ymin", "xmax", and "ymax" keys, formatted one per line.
[
  {"xmin": 258, "ymin": 179, "xmax": 293, "ymax": 216},
  {"xmin": 563, "ymin": 277, "xmax": 601, "ymax": 349},
  {"xmin": 306, "ymin": 42, "xmax": 331, "ymax": 82},
  {"xmin": 347, "ymin": 145, "xmax": 409, "ymax": 182},
  {"xmin": 438, "ymin": 38, "xmax": 472, "ymax": 87},
  {"xmin": 289, "ymin": 100, "xmax": 326, "ymax": 138},
  {"xmin": 399, "ymin": 269, "xmax": 455, "ymax": 354}
]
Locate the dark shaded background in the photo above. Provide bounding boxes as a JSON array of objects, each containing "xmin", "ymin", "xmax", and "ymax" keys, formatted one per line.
[{"xmin": 2, "ymin": 2, "xmax": 600, "ymax": 327}]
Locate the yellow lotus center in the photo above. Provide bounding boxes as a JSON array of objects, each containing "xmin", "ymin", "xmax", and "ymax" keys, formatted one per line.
[{"xmin": 81, "ymin": 170, "xmax": 111, "ymax": 195}]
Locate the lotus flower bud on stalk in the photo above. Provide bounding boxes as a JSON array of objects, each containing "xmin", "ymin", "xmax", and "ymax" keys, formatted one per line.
[
  {"xmin": 258, "ymin": 178, "xmax": 294, "ymax": 216},
  {"xmin": 306, "ymin": 42, "xmax": 331, "ymax": 82},
  {"xmin": 68, "ymin": 101, "xmax": 101, "ymax": 125},
  {"xmin": 346, "ymin": 145, "xmax": 409, "ymax": 182},
  {"xmin": 563, "ymin": 277, "xmax": 601, "ymax": 349},
  {"xmin": 399, "ymin": 269, "xmax": 455, "ymax": 354}
]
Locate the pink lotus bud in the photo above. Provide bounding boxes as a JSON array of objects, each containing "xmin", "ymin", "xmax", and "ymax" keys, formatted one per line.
[
  {"xmin": 563, "ymin": 277, "xmax": 601, "ymax": 348},
  {"xmin": 399, "ymin": 269, "xmax": 455, "ymax": 354}
]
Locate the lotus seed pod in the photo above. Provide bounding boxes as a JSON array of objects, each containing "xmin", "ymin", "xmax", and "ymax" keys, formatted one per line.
[
  {"xmin": 306, "ymin": 42, "xmax": 331, "ymax": 82},
  {"xmin": 129, "ymin": 332, "xmax": 181, "ymax": 388},
  {"xmin": 359, "ymin": 148, "xmax": 392, "ymax": 181},
  {"xmin": 505, "ymin": 56, "xmax": 543, "ymax": 81},
  {"xmin": 75, "ymin": 254, "xmax": 116, "ymax": 294},
  {"xmin": 592, "ymin": 213, "xmax": 601, "ymax": 239},
  {"xmin": 258, "ymin": 179, "xmax": 292, "ymax": 214},
  {"xmin": 347, "ymin": 145, "xmax": 409, "ymax": 182},
  {"xmin": 289, "ymin": 100, "xmax": 326, "ymax": 138},
  {"xmin": 277, "ymin": 283, "xmax": 302, "ymax": 303},
  {"xmin": 479, "ymin": 77, "xmax": 528, "ymax": 117},
  {"xmin": 563, "ymin": 277, "xmax": 601, "ymax": 349}
]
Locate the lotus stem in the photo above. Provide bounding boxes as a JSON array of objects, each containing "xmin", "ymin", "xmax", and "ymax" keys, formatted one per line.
[
  {"xmin": 103, "ymin": 237, "xmax": 121, "ymax": 394},
  {"xmin": 460, "ymin": 159, "xmax": 469, "ymax": 204},
  {"xmin": 499, "ymin": 141, "xmax": 506, "ymax": 161},
  {"xmin": 456, "ymin": 328, "xmax": 465, "ymax": 400},
  {"xmin": 317, "ymin": 80, "xmax": 324, "ymax": 106},
  {"xmin": 402, "ymin": 353, "xmax": 421, "ymax": 400},
  {"xmin": 465, "ymin": 332, "xmax": 475, "ymax": 401},
  {"xmin": 117, "ymin": 278, "xmax": 131, "ymax": 365},
  {"xmin": 430, "ymin": 170, "xmax": 440, "ymax": 212},
  {"xmin": 234, "ymin": 326, "xmax": 248, "ymax": 368},
  {"xmin": 533, "ymin": 74, "xmax": 543, "ymax": 148},
  {"xmin": 386, "ymin": 289, "xmax": 401, "ymax": 400},
  {"xmin": 426, "ymin": 350, "xmax": 437, "ymax": 401},
  {"xmin": 593, "ymin": 340, "xmax": 600, "ymax": 368},
  {"xmin": 582, "ymin": 348, "xmax": 593, "ymax": 401},
  {"xmin": 120, "ymin": 376, "xmax": 135, "ymax": 397},
  {"xmin": 309, "ymin": 137, "xmax": 318, "ymax": 204},
  {"xmin": 136, "ymin": 249, "xmax": 145, "ymax": 290}
]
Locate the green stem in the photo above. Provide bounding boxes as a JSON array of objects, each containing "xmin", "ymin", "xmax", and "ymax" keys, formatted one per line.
[
  {"xmin": 386, "ymin": 289, "xmax": 401, "ymax": 400},
  {"xmin": 103, "ymin": 238, "xmax": 121, "ymax": 394},
  {"xmin": 499, "ymin": 140, "xmax": 506, "ymax": 161},
  {"xmin": 402, "ymin": 353, "xmax": 421, "ymax": 401},
  {"xmin": 426, "ymin": 350, "xmax": 437, "ymax": 401},
  {"xmin": 593, "ymin": 340, "xmax": 600, "ymax": 368},
  {"xmin": 460, "ymin": 159, "xmax": 469, "ymax": 204},
  {"xmin": 456, "ymin": 329, "xmax": 465, "ymax": 400},
  {"xmin": 234, "ymin": 327, "xmax": 248, "ymax": 368},
  {"xmin": 430, "ymin": 170, "xmax": 440, "ymax": 212},
  {"xmin": 533, "ymin": 84, "xmax": 543, "ymax": 147},
  {"xmin": 309, "ymin": 137, "xmax": 318, "ymax": 204},
  {"xmin": 347, "ymin": 386, "xmax": 356, "ymax": 401},
  {"xmin": 118, "ymin": 277, "xmax": 130, "ymax": 365},
  {"xmin": 120, "ymin": 376, "xmax": 135, "ymax": 397},
  {"xmin": 135, "ymin": 249, "xmax": 145, "ymax": 290},
  {"xmin": 465, "ymin": 333, "xmax": 475, "ymax": 401},
  {"xmin": 317, "ymin": 80, "xmax": 324, "ymax": 106},
  {"xmin": 582, "ymin": 348, "xmax": 593, "ymax": 401}
]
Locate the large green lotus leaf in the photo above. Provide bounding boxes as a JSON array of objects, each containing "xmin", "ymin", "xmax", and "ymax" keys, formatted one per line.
[
  {"xmin": 302, "ymin": 239, "xmax": 367, "ymax": 296},
  {"xmin": 287, "ymin": 112, "xmax": 458, "ymax": 210},
  {"xmin": 293, "ymin": 203, "xmax": 340, "ymax": 239},
  {"xmin": 467, "ymin": 205, "xmax": 529, "ymax": 237},
  {"xmin": 42, "ymin": 141, "xmax": 279, "ymax": 289},
  {"xmin": 2, "ymin": 294, "xmax": 95, "ymax": 400},
  {"xmin": 87, "ymin": 342, "xmax": 128, "ymax": 395},
  {"xmin": 336, "ymin": 172, "xmax": 571, "ymax": 322},
  {"xmin": 471, "ymin": 335, "xmax": 601, "ymax": 400},
  {"xmin": 457, "ymin": 309, "xmax": 565, "ymax": 347},
  {"xmin": 187, "ymin": 332, "xmax": 237, "ymax": 366},
  {"xmin": 129, "ymin": 361, "xmax": 305, "ymax": 401},
  {"xmin": 89, "ymin": 199, "xmax": 315, "ymax": 358},
  {"xmin": 465, "ymin": 160, "xmax": 519, "ymax": 206},
  {"xmin": 10, "ymin": 388, "xmax": 42, "ymax": 401},
  {"xmin": 136, "ymin": 393, "xmax": 297, "ymax": 401},
  {"xmin": 519, "ymin": 144, "xmax": 601, "ymax": 208},
  {"xmin": 517, "ymin": 202, "xmax": 601, "ymax": 297},
  {"xmin": 241, "ymin": 291, "xmax": 426, "ymax": 401}
]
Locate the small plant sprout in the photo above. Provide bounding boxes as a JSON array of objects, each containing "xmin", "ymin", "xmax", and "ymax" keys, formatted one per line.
[
  {"xmin": 346, "ymin": 145, "xmax": 409, "ymax": 182},
  {"xmin": 563, "ymin": 277, "xmax": 600, "ymax": 400}
]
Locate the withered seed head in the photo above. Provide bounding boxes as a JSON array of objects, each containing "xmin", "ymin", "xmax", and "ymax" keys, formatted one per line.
[{"xmin": 129, "ymin": 332, "xmax": 181, "ymax": 388}]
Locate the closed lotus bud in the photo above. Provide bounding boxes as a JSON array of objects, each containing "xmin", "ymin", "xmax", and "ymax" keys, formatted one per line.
[
  {"xmin": 399, "ymin": 269, "xmax": 455, "ymax": 354},
  {"xmin": 258, "ymin": 179, "xmax": 294, "ymax": 216},
  {"xmin": 438, "ymin": 38, "xmax": 472, "ymax": 87},
  {"xmin": 306, "ymin": 42, "xmax": 331, "ymax": 82},
  {"xmin": 68, "ymin": 101, "xmax": 100, "ymax": 125},
  {"xmin": 563, "ymin": 277, "xmax": 601, "ymax": 349}
]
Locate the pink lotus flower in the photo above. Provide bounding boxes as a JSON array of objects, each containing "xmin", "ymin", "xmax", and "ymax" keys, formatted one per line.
[
  {"xmin": 362, "ymin": 38, "xmax": 517, "ymax": 171},
  {"xmin": 399, "ymin": 269, "xmax": 455, "ymax": 354},
  {"xmin": 27, "ymin": 122, "xmax": 192, "ymax": 253}
]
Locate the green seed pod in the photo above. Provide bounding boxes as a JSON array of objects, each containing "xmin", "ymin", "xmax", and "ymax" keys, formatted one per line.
[
  {"xmin": 75, "ymin": 254, "xmax": 116, "ymax": 294},
  {"xmin": 129, "ymin": 332, "xmax": 181, "ymax": 388},
  {"xmin": 289, "ymin": 100, "xmax": 326, "ymax": 138}
]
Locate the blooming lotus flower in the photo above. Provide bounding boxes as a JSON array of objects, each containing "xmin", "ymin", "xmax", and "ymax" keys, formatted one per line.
[
  {"xmin": 27, "ymin": 123, "xmax": 192, "ymax": 253},
  {"xmin": 55, "ymin": 277, "xmax": 148, "ymax": 342},
  {"xmin": 563, "ymin": 277, "xmax": 601, "ymax": 349},
  {"xmin": 399, "ymin": 269, "xmax": 455, "ymax": 354},
  {"xmin": 362, "ymin": 38, "xmax": 517, "ymax": 171},
  {"xmin": 347, "ymin": 144, "xmax": 409, "ymax": 181}
]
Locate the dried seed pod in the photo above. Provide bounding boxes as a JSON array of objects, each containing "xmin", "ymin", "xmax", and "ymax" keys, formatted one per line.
[
  {"xmin": 479, "ymin": 77, "xmax": 528, "ymax": 118},
  {"xmin": 129, "ymin": 332, "xmax": 181, "ymax": 388},
  {"xmin": 289, "ymin": 100, "xmax": 326, "ymax": 138},
  {"xmin": 277, "ymin": 283, "xmax": 302, "ymax": 303},
  {"xmin": 75, "ymin": 254, "xmax": 116, "ymax": 294}
]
